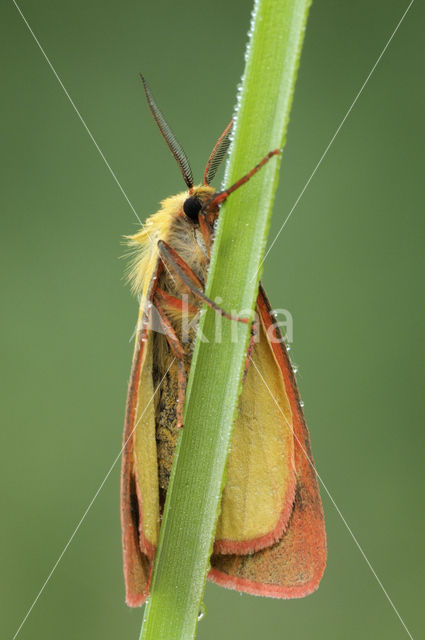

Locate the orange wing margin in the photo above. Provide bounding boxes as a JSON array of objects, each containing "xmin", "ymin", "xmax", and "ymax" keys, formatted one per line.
[{"xmin": 209, "ymin": 286, "xmax": 326, "ymax": 597}]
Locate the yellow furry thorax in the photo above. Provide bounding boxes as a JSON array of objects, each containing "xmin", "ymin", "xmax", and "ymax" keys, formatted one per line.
[{"xmin": 125, "ymin": 184, "xmax": 216, "ymax": 296}]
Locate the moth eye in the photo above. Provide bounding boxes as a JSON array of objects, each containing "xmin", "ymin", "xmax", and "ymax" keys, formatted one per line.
[{"xmin": 183, "ymin": 196, "xmax": 202, "ymax": 221}]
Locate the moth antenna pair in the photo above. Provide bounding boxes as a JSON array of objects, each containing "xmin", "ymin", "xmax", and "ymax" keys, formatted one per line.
[{"xmin": 140, "ymin": 75, "xmax": 232, "ymax": 190}]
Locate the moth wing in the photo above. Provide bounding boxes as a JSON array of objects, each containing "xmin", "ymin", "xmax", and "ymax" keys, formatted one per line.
[
  {"xmin": 214, "ymin": 297, "xmax": 296, "ymax": 555},
  {"xmin": 209, "ymin": 286, "xmax": 326, "ymax": 598},
  {"xmin": 121, "ymin": 263, "xmax": 161, "ymax": 607}
]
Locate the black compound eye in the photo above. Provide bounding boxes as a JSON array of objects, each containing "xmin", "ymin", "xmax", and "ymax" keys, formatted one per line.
[{"xmin": 183, "ymin": 196, "xmax": 202, "ymax": 221}]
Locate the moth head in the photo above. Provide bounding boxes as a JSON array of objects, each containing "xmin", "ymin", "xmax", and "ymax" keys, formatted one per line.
[
  {"xmin": 182, "ymin": 185, "xmax": 218, "ymax": 226},
  {"xmin": 183, "ymin": 195, "xmax": 202, "ymax": 222},
  {"xmin": 140, "ymin": 76, "xmax": 231, "ymax": 230}
]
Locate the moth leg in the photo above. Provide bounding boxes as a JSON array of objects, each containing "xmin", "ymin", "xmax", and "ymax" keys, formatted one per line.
[
  {"xmin": 158, "ymin": 240, "xmax": 249, "ymax": 324},
  {"xmin": 242, "ymin": 316, "xmax": 259, "ymax": 384},
  {"xmin": 202, "ymin": 149, "xmax": 280, "ymax": 211},
  {"xmin": 198, "ymin": 213, "xmax": 213, "ymax": 258},
  {"xmin": 154, "ymin": 296, "xmax": 187, "ymax": 430},
  {"xmin": 155, "ymin": 287, "xmax": 199, "ymax": 315}
]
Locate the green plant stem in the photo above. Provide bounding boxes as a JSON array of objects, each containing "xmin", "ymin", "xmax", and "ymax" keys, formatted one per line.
[{"xmin": 140, "ymin": 1, "xmax": 312, "ymax": 638}]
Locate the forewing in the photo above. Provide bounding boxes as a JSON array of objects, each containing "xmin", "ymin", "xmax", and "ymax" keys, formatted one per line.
[
  {"xmin": 121, "ymin": 263, "xmax": 160, "ymax": 607},
  {"xmin": 209, "ymin": 286, "xmax": 326, "ymax": 597}
]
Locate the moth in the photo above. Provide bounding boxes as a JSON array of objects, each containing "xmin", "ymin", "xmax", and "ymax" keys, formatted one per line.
[{"xmin": 121, "ymin": 77, "xmax": 326, "ymax": 606}]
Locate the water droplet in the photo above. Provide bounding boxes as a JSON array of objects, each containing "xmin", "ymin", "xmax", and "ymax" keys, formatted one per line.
[
  {"xmin": 293, "ymin": 366, "xmax": 298, "ymax": 374},
  {"xmin": 198, "ymin": 602, "xmax": 207, "ymax": 621},
  {"xmin": 299, "ymin": 400, "xmax": 305, "ymax": 408}
]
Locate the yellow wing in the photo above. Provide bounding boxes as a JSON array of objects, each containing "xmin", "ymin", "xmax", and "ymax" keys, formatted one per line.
[
  {"xmin": 209, "ymin": 287, "xmax": 326, "ymax": 598},
  {"xmin": 121, "ymin": 251, "xmax": 160, "ymax": 606}
]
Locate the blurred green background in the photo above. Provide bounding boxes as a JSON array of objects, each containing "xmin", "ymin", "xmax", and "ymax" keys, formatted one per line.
[{"xmin": 1, "ymin": 0, "xmax": 423, "ymax": 638}]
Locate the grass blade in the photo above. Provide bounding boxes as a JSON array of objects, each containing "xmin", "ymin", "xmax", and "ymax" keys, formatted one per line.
[{"xmin": 140, "ymin": 1, "xmax": 312, "ymax": 638}]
